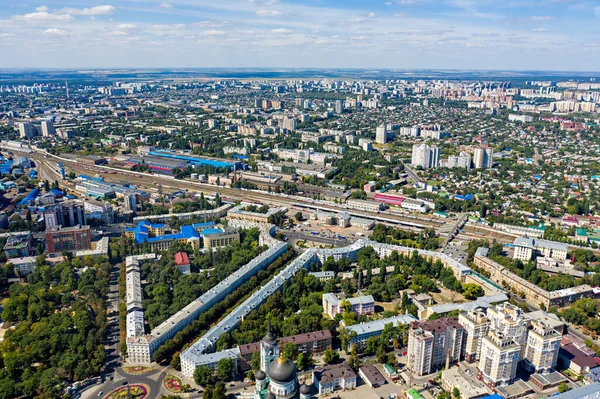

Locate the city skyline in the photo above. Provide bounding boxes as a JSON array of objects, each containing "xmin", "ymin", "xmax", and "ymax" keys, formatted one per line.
[{"xmin": 1, "ymin": 0, "xmax": 600, "ymax": 71}]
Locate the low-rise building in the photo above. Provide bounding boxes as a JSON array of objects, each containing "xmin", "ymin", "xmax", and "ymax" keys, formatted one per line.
[
  {"xmin": 359, "ymin": 365, "xmax": 386, "ymax": 388},
  {"xmin": 174, "ymin": 252, "xmax": 191, "ymax": 274},
  {"xmin": 441, "ymin": 367, "xmax": 489, "ymax": 399},
  {"xmin": 313, "ymin": 363, "xmax": 357, "ymax": 395},
  {"xmin": 322, "ymin": 293, "xmax": 375, "ymax": 319}
]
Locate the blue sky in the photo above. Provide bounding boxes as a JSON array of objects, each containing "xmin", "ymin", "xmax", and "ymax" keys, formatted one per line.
[{"xmin": 0, "ymin": 0, "xmax": 599, "ymax": 70}]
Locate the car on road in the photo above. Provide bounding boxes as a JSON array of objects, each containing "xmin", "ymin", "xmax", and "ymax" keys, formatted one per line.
[
  {"xmin": 97, "ymin": 392, "xmax": 103, "ymax": 396},
  {"xmin": 122, "ymin": 381, "xmax": 128, "ymax": 386}
]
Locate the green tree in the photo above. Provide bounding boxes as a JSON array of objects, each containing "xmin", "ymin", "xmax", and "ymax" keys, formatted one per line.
[
  {"xmin": 452, "ymin": 387, "xmax": 461, "ymax": 399},
  {"xmin": 558, "ymin": 383, "xmax": 570, "ymax": 393},
  {"xmin": 297, "ymin": 353, "xmax": 310, "ymax": 371},
  {"xmin": 323, "ymin": 349, "xmax": 340, "ymax": 364},
  {"xmin": 170, "ymin": 352, "xmax": 181, "ymax": 371},
  {"xmin": 194, "ymin": 365, "xmax": 213, "ymax": 386},
  {"xmin": 213, "ymin": 382, "xmax": 227, "ymax": 399},
  {"xmin": 294, "ymin": 212, "xmax": 304, "ymax": 222},
  {"xmin": 462, "ymin": 283, "xmax": 484, "ymax": 300},
  {"xmin": 251, "ymin": 351, "xmax": 261, "ymax": 371},
  {"xmin": 217, "ymin": 358, "xmax": 234, "ymax": 382},
  {"xmin": 283, "ymin": 343, "xmax": 297, "ymax": 360}
]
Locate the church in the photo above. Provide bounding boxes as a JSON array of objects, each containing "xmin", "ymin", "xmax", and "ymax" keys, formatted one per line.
[{"xmin": 255, "ymin": 326, "xmax": 313, "ymax": 399}]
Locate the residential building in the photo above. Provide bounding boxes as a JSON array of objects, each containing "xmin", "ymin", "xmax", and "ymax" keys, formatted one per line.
[
  {"xmin": 477, "ymin": 331, "xmax": 520, "ymax": 388},
  {"xmin": 238, "ymin": 330, "xmax": 333, "ymax": 363},
  {"xmin": 376, "ymin": 125, "xmax": 388, "ymax": 144},
  {"xmin": 344, "ymin": 314, "xmax": 417, "ymax": 350},
  {"xmin": 313, "ymin": 363, "xmax": 357, "ymax": 395},
  {"xmin": 18, "ymin": 122, "xmax": 35, "ymax": 139},
  {"xmin": 523, "ymin": 320, "xmax": 561, "ymax": 373},
  {"xmin": 407, "ymin": 318, "xmax": 464, "ymax": 376},
  {"xmin": 45, "ymin": 225, "xmax": 92, "ymax": 253},
  {"xmin": 174, "ymin": 252, "xmax": 191, "ymax": 274},
  {"xmin": 459, "ymin": 309, "xmax": 490, "ymax": 363},
  {"xmin": 322, "ymin": 293, "xmax": 375, "ymax": 318},
  {"xmin": 3, "ymin": 233, "xmax": 33, "ymax": 258},
  {"xmin": 411, "ymin": 144, "xmax": 440, "ymax": 169},
  {"xmin": 40, "ymin": 120, "xmax": 56, "ymax": 137},
  {"xmin": 513, "ymin": 237, "xmax": 568, "ymax": 262},
  {"xmin": 486, "ymin": 303, "xmax": 528, "ymax": 358},
  {"xmin": 473, "ymin": 148, "xmax": 493, "ymax": 169},
  {"xmin": 473, "ymin": 254, "xmax": 595, "ymax": 310}
]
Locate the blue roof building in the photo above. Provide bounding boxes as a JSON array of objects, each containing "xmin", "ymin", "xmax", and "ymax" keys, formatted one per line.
[{"xmin": 125, "ymin": 221, "xmax": 216, "ymax": 251}]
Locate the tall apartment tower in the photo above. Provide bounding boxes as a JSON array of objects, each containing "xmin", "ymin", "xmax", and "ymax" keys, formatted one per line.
[
  {"xmin": 411, "ymin": 144, "xmax": 440, "ymax": 169},
  {"xmin": 375, "ymin": 125, "xmax": 388, "ymax": 144},
  {"xmin": 473, "ymin": 148, "xmax": 493, "ymax": 169},
  {"xmin": 40, "ymin": 120, "xmax": 56, "ymax": 137},
  {"xmin": 523, "ymin": 320, "xmax": 561, "ymax": 374},
  {"xmin": 18, "ymin": 122, "xmax": 35, "ymax": 139},
  {"xmin": 458, "ymin": 309, "xmax": 490, "ymax": 362},
  {"xmin": 407, "ymin": 318, "xmax": 464, "ymax": 376},
  {"xmin": 477, "ymin": 331, "xmax": 520, "ymax": 388},
  {"xmin": 335, "ymin": 100, "xmax": 344, "ymax": 114},
  {"xmin": 486, "ymin": 303, "xmax": 528, "ymax": 359}
]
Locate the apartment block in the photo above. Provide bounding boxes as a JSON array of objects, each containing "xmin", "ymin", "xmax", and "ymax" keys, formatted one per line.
[
  {"xmin": 477, "ymin": 331, "xmax": 520, "ymax": 388},
  {"xmin": 45, "ymin": 225, "xmax": 92, "ymax": 253},
  {"xmin": 322, "ymin": 293, "xmax": 375, "ymax": 318},
  {"xmin": 459, "ymin": 309, "xmax": 490, "ymax": 363},
  {"xmin": 523, "ymin": 320, "xmax": 561, "ymax": 374},
  {"xmin": 407, "ymin": 318, "xmax": 464, "ymax": 376}
]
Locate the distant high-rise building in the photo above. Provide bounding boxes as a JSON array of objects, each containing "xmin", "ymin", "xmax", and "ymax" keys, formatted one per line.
[
  {"xmin": 477, "ymin": 331, "xmax": 520, "ymax": 388},
  {"xmin": 473, "ymin": 148, "xmax": 493, "ymax": 169},
  {"xmin": 407, "ymin": 318, "xmax": 464, "ymax": 376},
  {"xmin": 523, "ymin": 320, "xmax": 561, "ymax": 374},
  {"xmin": 18, "ymin": 122, "xmax": 35, "ymax": 139},
  {"xmin": 411, "ymin": 144, "xmax": 440, "ymax": 169},
  {"xmin": 40, "ymin": 120, "xmax": 56, "ymax": 137},
  {"xmin": 375, "ymin": 125, "xmax": 388, "ymax": 144},
  {"xmin": 459, "ymin": 309, "xmax": 490, "ymax": 363},
  {"xmin": 282, "ymin": 117, "xmax": 296, "ymax": 131},
  {"xmin": 335, "ymin": 100, "xmax": 344, "ymax": 114}
]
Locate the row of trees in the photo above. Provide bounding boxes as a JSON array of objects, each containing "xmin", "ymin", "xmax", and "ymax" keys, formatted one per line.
[{"xmin": 141, "ymin": 228, "xmax": 265, "ymax": 329}]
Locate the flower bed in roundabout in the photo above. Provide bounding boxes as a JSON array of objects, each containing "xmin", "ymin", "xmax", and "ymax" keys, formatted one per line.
[
  {"xmin": 104, "ymin": 384, "xmax": 149, "ymax": 399},
  {"xmin": 164, "ymin": 375, "xmax": 183, "ymax": 393}
]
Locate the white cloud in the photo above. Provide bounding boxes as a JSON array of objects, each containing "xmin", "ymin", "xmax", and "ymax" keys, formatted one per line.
[
  {"xmin": 256, "ymin": 9, "xmax": 281, "ymax": 17},
  {"xmin": 35, "ymin": 6, "xmax": 49, "ymax": 12},
  {"xmin": 60, "ymin": 5, "xmax": 116, "ymax": 16},
  {"xmin": 107, "ymin": 31, "xmax": 129, "ymax": 36},
  {"xmin": 118, "ymin": 24, "xmax": 137, "ymax": 30},
  {"xmin": 530, "ymin": 16, "xmax": 552, "ymax": 21},
  {"xmin": 532, "ymin": 28, "xmax": 547, "ymax": 32},
  {"xmin": 13, "ymin": 11, "xmax": 73, "ymax": 23},
  {"xmin": 200, "ymin": 30, "xmax": 226, "ymax": 36},
  {"xmin": 159, "ymin": 2, "xmax": 173, "ymax": 8},
  {"xmin": 271, "ymin": 28, "xmax": 291, "ymax": 34},
  {"xmin": 42, "ymin": 28, "xmax": 69, "ymax": 37}
]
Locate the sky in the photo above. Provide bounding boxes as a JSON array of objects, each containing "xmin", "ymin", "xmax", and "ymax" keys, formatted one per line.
[{"xmin": 0, "ymin": 0, "xmax": 599, "ymax": 71}]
